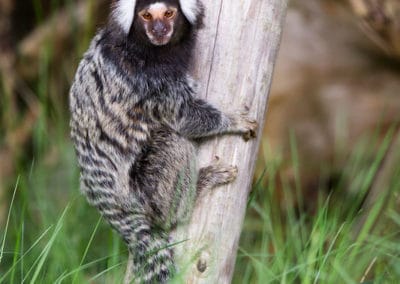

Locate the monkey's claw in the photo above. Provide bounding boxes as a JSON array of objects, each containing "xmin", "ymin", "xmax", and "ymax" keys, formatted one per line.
[
  {"xmin": 201, "ymin": 160, "xmax": 238, "ymax": 188},
  {"xmin": 236, "ymin": 111, "xmax": 258, "ymax": 141},
  {"xmin": 242, "ymin": 119, "xmax": 258, "ymax": 141},
  {"xmin": 211, "ymin": 164, "xmax": 238, "ymax": 186}
]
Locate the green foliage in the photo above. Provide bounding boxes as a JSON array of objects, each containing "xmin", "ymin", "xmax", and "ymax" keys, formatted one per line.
[
  {"xmin": 235, "ymin": 131, "xmax": 400, "ymax": 284},
  {"xmin": 0, "ymin": 143, "xmax": 127, "ymax": 283},
  {"xmin": 0, "ymin": 131, "xmax": 399, "ymax": 283}
]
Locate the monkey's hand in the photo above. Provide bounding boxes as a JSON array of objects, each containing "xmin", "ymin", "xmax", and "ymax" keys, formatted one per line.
[{"xmin": 229, "ymin": 107, "xmax": 258, "ymax": 141}]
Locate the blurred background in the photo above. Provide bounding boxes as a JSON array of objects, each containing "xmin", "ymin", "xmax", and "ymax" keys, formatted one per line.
[{"xmin": 1, "ymin": 0, "xmax": 400, "ymax": 283}]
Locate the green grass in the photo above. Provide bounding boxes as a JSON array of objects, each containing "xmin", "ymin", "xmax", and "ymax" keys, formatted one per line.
[
  {"xmin": 234, "ymin": 131, "xmax": 400, "ymax": 284},
  {"xmin": 0, "ymin": 141, "xmax": 127, "ymax": 283},
  {"xmin": 0, "ymin": 131, "xmax": 399, "ymax": 283}
]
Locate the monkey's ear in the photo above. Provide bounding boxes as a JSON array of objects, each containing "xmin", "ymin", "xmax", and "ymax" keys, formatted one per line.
[
  {"xmin": 112, "ymin": 0, "xmax": 137, "ymax": 34},
  {"xmin": 180, "ymin": 0, "xmax": 205, "ymax": 27}
]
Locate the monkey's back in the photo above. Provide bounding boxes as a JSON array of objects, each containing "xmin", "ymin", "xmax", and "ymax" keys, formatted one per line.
[
  {"xmin": 69, "ymin": 34, "xmax": 152, "ymax": 207},
  {"xmin": 69, "ymin": 31, "xmax": 198, "ymax": 212}
]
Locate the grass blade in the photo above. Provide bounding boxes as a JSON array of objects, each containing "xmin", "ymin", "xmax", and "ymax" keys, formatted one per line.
[
  {"xmin": 0, "ymin": 176, "xmax": 20, "ymax": 265},
  {"xmin": 28, "ymin": 204, "xmax": 70, "ymax": 284}
]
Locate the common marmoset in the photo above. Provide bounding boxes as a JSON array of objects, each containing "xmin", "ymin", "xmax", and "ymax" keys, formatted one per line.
[{"xmin": 69, "ymin": 0, "xmax": 257, "ymax": 282}]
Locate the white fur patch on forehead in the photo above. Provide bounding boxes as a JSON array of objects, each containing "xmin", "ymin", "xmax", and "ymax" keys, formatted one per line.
[
  {"xmin": 180, "ymin": 0, "xmax": 200, "ymax": 24},
  {"xmin": 113, "ymin": 0, "xmax": 136, "ymax": 34},
  {"xmin": 148, "ymin": 2, "xmax": 167, "ymax": 12}
]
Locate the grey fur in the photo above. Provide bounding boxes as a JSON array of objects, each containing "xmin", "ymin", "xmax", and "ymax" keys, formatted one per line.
[{"xmin": 69, "ymin": 2, "xmax": 257, "ymax": 282}]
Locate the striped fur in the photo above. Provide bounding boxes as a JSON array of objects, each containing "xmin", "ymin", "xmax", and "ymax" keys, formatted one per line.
[{"xmin": 69, "ymin": 1, "xmax": 257, "ymax": 282}]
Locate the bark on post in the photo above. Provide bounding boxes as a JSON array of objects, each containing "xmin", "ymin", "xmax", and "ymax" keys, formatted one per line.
[{"xmin": 174, "ymin": 1, "xmax": 288, "ymax": 283}]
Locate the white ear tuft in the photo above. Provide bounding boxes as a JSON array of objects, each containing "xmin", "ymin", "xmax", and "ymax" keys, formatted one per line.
[
  {"xmin": 113, "ymin": 0, "xmax": 201, "ymax": 34},
  {"xmin": 113, "ymin": 0, "xmax": 137, "ymax": 34},
  {"xmin": 179, "ymin": 0, "xmax": 200, "ymax": 24}
]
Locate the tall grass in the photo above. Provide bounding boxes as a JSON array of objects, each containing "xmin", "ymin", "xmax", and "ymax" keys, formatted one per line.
[
  {"xmin": 0, "ymin": 130, "xmax": 399, "ymax": 283},
  {"xmin": 235, "ymin": 131, "xmax": 400, "ymax": 283},
  {"xmin": 0, "ymin": 140, "xmax": 127, "ymax": 283}
]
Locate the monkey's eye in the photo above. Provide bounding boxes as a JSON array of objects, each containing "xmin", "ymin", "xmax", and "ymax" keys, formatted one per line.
[
  {"xmin": 164, "ymin": 10, "xmax": 175, "ymax": 19},
  {"xmin": 142, "ymin": 12, "xmax": 152, "ymax": 21}
]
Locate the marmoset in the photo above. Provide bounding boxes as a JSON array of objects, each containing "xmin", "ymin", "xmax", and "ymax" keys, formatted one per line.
[{"xmin": 69, "ymin": 0, "xmax": 257, "ymax": 282}]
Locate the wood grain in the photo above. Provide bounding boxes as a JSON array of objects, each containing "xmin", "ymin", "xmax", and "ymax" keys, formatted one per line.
[{"xmin": 173, "ymin": 1, "xmax": 288, "ymax": 283}]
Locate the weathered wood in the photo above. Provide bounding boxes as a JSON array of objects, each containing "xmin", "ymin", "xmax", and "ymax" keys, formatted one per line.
[{"xmin": 173, "ymin": 1, "xmax": 288, "ymax": 283}]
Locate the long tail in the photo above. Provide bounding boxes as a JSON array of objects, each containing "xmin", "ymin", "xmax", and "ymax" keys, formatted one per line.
[
  {"xmin": 101, "ymin": 207, "xmax": 174, "ymax": 283},
  {"xmin": 81, "ymin": 179, "xmax": 174, "ymax": 282},
  {"xmin": 129, "ymin": 216, "xmax": 174, "ymax": 283}
]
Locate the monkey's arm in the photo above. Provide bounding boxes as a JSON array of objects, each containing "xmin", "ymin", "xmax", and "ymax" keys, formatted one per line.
[{"xmin": 176, "ymin": 98, "xmax": 257, "ymax": 140}]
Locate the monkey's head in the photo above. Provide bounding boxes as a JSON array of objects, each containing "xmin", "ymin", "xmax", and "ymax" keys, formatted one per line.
[
  {"xmin": 135, "ymin": 1, "xmax": 185, "ymax": 46},
  {"xmin": 112, "ymin": 0, "xmax": 204, "ymax": 46}
]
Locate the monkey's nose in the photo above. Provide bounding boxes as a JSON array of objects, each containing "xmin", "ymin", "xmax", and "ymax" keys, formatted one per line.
[{"xmin": 152, "ymin": 21, "xmax": 167, "ymax": 37}]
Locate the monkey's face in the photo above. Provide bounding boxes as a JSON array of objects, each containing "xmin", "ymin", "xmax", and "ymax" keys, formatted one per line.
[{"xmin": 137, "ymin": 3, "xmax": 179, "ymax": 46}]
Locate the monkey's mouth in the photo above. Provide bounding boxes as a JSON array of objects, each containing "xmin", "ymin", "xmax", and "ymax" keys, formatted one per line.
[
  {"xmin": 147, "ymin": 32, "xmax": 173, "ymax": 46},
  {"xmin": 150, "ymin": 37, "xmax": 170, "ymax": 46}
]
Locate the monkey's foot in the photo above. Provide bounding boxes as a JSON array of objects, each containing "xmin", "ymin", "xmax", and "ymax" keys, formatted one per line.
[{"xmin": 198, "ymin": 157, "xmax": 238, "ymax": 191}]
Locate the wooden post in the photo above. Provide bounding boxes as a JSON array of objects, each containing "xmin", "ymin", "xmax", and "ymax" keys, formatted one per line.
[{"xmin": 174, "ymin": 0, "xmax": 288, "ymax": 283}]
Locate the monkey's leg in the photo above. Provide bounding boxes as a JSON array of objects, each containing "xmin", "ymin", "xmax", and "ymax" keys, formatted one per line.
[
  {"xmin": 127, "ymin": 128, "xmax": 198, "ymax": 283},
  {"xmin": 127, "ymin": 130, "xmax": 239, "ymax": 282},
  {"xmin": 131, "ymin": 128, "xmax": 198, "ymax": 225}
]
